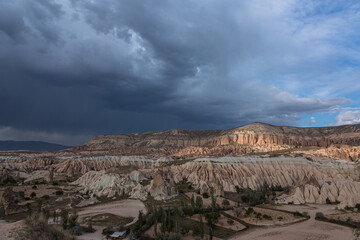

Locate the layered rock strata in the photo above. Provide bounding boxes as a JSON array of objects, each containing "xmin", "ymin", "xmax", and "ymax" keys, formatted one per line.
[
  {"xmin": 170, "ymin": 156, "xmax": 360, "ymax": 208},
  {"xmin": 68, "ymin": 122, "xmax": 360, "ymax": 157}
]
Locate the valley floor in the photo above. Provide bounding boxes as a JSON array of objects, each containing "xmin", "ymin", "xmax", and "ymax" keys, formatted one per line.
[{"xmin": 231, "ymin": 204, "xmax": 354, "ymax": 240}]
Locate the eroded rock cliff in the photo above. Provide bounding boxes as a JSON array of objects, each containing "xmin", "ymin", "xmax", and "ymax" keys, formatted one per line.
[{"xmin": 67, "ymin": 122, "xmax": 360, "ymax": 157}]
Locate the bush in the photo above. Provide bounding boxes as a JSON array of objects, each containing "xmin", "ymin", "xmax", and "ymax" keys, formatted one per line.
[
  {"xmin": 293, "ymin": 211, "xmax": 303, "ymax": 217},
  {"xmin": 30, "ymin": 192, "xmax": 36, "ymax": 198},
  {"xmin": 263, "ymin": 214, "xmax": 272, "ymax": 220},
  {"xmin": 202, "ymin": 192, "xmax": 210, "ymax": 199},
  {"xmin": 180, "ymin": 227, "xmax": 189, "ymax": 236},
  {"xmin": 0, "ymin": 204, "xmax": 4, "ymax": 219},
  {"xmin": 222, "ymin": 199, "xmax": 230, "ymax": 206},
  {"xmin": 83, "ymin": 223, "xmax": 95, "ymax": 233},
  {"xmin": 102, "ymin": 225, "xmax": 114, "ymax": 236},
  {"xmin": 278, "ymin": 216, "xmax": 283, "ymax": 221},
  {"xmin": 32, "ymin": 185, "xmax": 37, "ymax": 189},
  {"xmin": 55, "ymin": 190, "xmax": 63, "ymax": 196},
  {"xmin": 356, "ymin": 203, "xmax": 360, "ymax": 211},
  {"xmin": 42, "ymin": 195, "xmax": 50, "ymax": 200},
  {"xmin": 227, "ymin": 219, "xmax": 234, "ymax": 225},
  {"xmin": 315, "ymin": 212, "xmax": 324, "ymax": 219},
  {"xmin": 245, "ymin": 207, "xmax": 254, "ymax": 216}
]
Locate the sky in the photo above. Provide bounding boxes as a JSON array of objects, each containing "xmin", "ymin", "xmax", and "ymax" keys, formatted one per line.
[{"xmin": 0, "ymin": 0, "xmax": 360, "ymax": 145}]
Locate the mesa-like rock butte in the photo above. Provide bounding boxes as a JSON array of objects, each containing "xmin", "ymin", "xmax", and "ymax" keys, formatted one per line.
[{"xmin": 1, "ymin": 122, "xmax": 360, "ymax": 211}]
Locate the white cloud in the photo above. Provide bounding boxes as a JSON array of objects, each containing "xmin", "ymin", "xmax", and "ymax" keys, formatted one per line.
[
  {"xmin": 310, "ymin": 116, "xmax": 316, "ymax": 125},
  {"xmin": 335, "ymin": 110, "xmax": 360, "ymax": 125}
]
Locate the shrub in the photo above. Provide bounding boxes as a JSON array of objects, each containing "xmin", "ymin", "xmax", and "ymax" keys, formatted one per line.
[
  {"xmin": 356, "ymin": 203, "xmax": 360, "ymax": 211},
  {"xmin": 263, "ymin": 214, "xmax": 272, "ymax": 220},
  {"xmin": 84, "ymin": 223, "xmax": 95, "ymax": 233},
  {"xmin": 345, "ymin": 206, "xmax": 354, "ymax": 211},
  {"xmin": 202, "ymin": 192, "xmax": 209, "ymax": 199},
  {"xmin": 55, "ymin": 190, "xmax": 63, "ymax": 196},
  {"xmin": 0, "ymin": 204, "xmax": 4, "ymax": 219},
  {"xmin": 315, "ymin": 212, "xmax": 324, "ymax": 219},
  {"xmin": 30, "ymin": 192, "xmax": 36, "ymax": 198},
  {"xmin": 227, "ymin": 219, "xmax": 234, "ymax": 225},
  {"xmin": 278, "ymin": 216, "xmax": 283, "ymax": 221},
  {"xmin": 293, "ymin": 211, "xmax": 303, "ymax": 217},
  {"xmin": 102, "ymin": 225, "xmax": 114, "ymax": 236},
  {"xmin": 32, "ymin": 185, "xmax": 37, "ymax": 189},
  {"xmin": 180, "ymin": 227, "xmax": 189, "ymax": 236},
  {"xmin": 42, "ymin": 195, "xmax": 50, "ymax": 200},
  {"xmin": 245, "ymin": 207, "xmax": 254, "ymax": 216},
  {"xmin": 222, "ymin": 199, "xmax": 230, "ymax": 206}
]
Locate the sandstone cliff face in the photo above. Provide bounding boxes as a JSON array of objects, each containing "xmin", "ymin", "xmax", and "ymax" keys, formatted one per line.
[{"xmin": 68, "ymin": 123, "xmax": 360, "ymax": 157}]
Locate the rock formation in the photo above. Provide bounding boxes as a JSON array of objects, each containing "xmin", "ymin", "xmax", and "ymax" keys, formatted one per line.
[
  {"xmin": 149, "ymin": 170, "xmax": 178, "ymax": 201},
  {"xmin": 65, "ymin": 122, "xmax": 360, "ymax": 158},
  {"xmin": 72, "ymin": 169, "xmax": 177, "ymax": 201}
]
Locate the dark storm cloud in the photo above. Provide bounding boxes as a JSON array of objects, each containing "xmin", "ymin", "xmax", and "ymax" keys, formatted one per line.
[{"xmin": 0, "ymin": 0, "xmax": 358, "ymax": 145}]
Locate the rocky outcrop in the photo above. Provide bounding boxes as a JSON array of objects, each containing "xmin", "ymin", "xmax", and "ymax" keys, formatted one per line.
[
  {"xmin": 170, "ymin": 156, "xmax": 359, "ymax": 191},
  {"xmin": 149, "ymin": 170, "xmax": 178, "ymax": 201},
  {"xmin": 276, "ymin": 181, "xmax": 360, "ymax": 209},
  {"xmin": 299, "ymin": 145, "xmax": 360, "ymax": 162},
  {"xmin": 72, "ymin": 169, "xmax": 177, "ymax": 201},
  {"xmin": 45, "ymin": 167, "xmax": 54, "ymax": 183},
  {"xmin": 169, "ymin": 156, "xmax": 360, "ymax": 208},
  {"xmin": 1, "ymin": 187, "xmax": 26, "ymax": 215}
]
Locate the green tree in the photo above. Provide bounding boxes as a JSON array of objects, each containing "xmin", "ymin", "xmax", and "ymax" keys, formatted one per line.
[
  {"xmin": 36, "ymin": 199, "xmax": 42, "ymax": 213},
  {"xmin": 30, "ymin": 192, "xmax": 36, "ymax": 198},
  {"xmin": 210, "ymin": 187, "xmax": 216, "ymax": 211},
  {"xmin": 61, "ymin": 210, "xmax": 69, "ymax": 229},
  {"xmin": 26, "ymin": 203, "xmax": 32, "ymax": 215},
  {"xmin": 42, "ymin": 208, "xmax": 50, "ymax": 220},
  {"xmin": 199, "ymin": 215, "xmax": 204, "ymax": 239},
  {"xmin": 0, "ymin": 204, "xmax": 4, "ymax": 218},
  {"xmin": 196, "ymin": 196, "xmax": 203, "ymax": 210},
  {"xmin": 191, "ymin": 194, "xmax": 195, "ymax": 209},
  {"xmin": 53, "ymin": 210, "xmax": 57, "ymax": 223},
  {"xmin": 68, "ymin": 212, "xmax": 78, "ymax": 229},
  {"xmin": 222, "ymin": 199, "xmax": 230, "ymax": 206}
]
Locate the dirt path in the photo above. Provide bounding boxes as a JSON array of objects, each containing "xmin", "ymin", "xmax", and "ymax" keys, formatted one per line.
[
  {"xmin": 230, "ymin": 204, "xmax": 355, "ymax": 240},
  {"xmin": 77, "ymin": 199, "xmax": 147, "ymax": 240}
]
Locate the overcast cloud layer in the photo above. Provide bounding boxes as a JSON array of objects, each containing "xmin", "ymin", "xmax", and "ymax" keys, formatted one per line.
[{"xmin": 0, "ymin": 0, "xmax": 360, "ymax": 145}]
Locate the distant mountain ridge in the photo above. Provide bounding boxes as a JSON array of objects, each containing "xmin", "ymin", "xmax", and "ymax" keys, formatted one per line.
[
  {"xmin": 68, "ymin": 122, "xmax": 360, "ymax": 157},
  {"xmin": 0, "ymin": 140, "xmax": 71, "ymax": 152}
]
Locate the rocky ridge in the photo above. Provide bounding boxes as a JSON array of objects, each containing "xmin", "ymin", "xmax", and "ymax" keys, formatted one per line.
[{"xmin": 67, "ymin": 122, "xmax": 360, "ymax": 158}]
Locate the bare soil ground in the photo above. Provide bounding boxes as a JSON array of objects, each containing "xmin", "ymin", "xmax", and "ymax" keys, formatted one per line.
[
  {"xmin": 327, "ymin": 210, "xmax": 360, "ymax": 222},
  {"xmin": 230, "ymin": 204, "xmax": 355, "ymax": 240},
  {"xmin": 226, "ymin": 206, "xmax": 305, "ymax": 226},
  {"xmin": 189, "ymin": 213, "xmax": 246, "ymax": 231},
  {"xmin": 77, "ymin": 199, "xmax": 146, "ymax": 240},
  {"xmin": 0, "ymin": 220, "xmax": 27, "ymax": 240}
]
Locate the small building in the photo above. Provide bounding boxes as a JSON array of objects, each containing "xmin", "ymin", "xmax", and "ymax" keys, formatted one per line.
[{"xmin": 110, "ymin": 232, "xmax": 126, "ymax": 239}]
